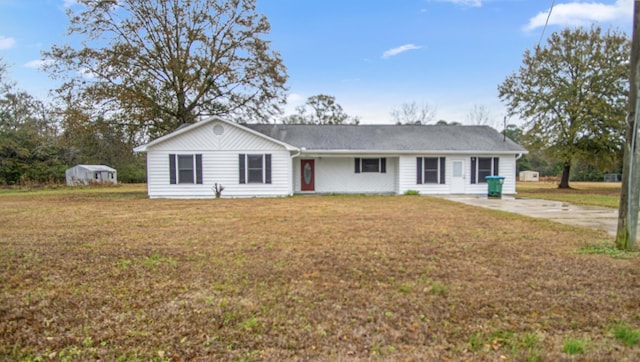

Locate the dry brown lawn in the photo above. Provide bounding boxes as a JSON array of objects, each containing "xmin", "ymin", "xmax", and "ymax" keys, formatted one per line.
[
  {"xmin": 1, "ymin": 186, "xmax": 640, "ymax": 361},
  {"xmin": 517, "ymin": 181, "xmax": 622, "ymax": 208}
]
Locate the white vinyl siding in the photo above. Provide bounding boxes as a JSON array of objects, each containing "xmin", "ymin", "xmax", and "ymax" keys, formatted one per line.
[
  {"xmin": 150, "ymin": 121, "xmax": 284, "ymax": 152},
  {"xmin": 144, "ymin": 121, "xmax": 291, "ymax": 198},
  {"xmin": 397, "ymin": 155, "xmax": 517, "ymax": 195},
  {"xmin": 398, "ymin": 156, "xmax": 449, "ymax": 195},
  {"xmin": 293, "ymin": 157, "xmax": 396, "ymax": 194},
  {"xmin": 466, "ymin": 155, "xmax": 517, "ymax": 195},
  {"xmin": 146, "ymin": 150, "xmax": 290, "ymax": 198}
]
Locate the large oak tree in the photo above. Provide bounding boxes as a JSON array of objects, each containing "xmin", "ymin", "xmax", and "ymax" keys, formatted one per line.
[
  {"xmin": 44, "ymin": 0, "xmax": 288, "ymax": 138},
  {"xmin": 498, "ymin": 26, "xmax": 630, "ymax": 188}
]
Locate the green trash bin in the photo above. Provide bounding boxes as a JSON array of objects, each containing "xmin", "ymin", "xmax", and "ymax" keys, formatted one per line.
[{"xmin": 485, "ymin": 175, "xmax": 505, "ymax": 198}]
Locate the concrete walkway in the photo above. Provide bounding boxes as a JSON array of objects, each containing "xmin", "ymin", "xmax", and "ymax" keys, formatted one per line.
[{"xmin": 437, "ymin": 195, "xmax": 621, "ymax": 236}]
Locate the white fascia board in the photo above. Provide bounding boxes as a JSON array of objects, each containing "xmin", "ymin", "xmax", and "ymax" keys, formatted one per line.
[{"xmin": 299, "ymin": 149, "xmax": 528, "ymax": 156}]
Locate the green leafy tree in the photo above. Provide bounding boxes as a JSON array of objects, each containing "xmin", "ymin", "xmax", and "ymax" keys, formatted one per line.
[
  {"xmin": 55, "ymin": 90, "xmax": 146, "ymax": 183},
  {"xmin": 44, "ymin": 0, "xmax": 288, "ymax": 138},
  {"xmin": 282, "ymin": 94, "xmax": 360, "ymax": 125},
  {"xmin": 498, "ymin": 26, "xmax": 630, "ymax": 188},
  {"xmin": 435, "ymin": 120, "xmax": 461, "ymax": 126},
  {"xmin": 0, "ymin": 61, "xmax": 66, "ymax": 184},
  {"xmin": 503, "ymin": 124, "xmax": 530, "ymax": 173}
]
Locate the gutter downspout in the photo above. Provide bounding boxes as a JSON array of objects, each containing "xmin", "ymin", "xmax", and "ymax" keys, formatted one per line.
[{"xmin": 515, "ymin": 153, "xmax": 523, "ymax": 160}]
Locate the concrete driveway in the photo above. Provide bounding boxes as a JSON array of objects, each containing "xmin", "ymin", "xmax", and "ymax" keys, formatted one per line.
[{"xmin": 438, "ymin": 195, "xmax": 621, "ymax": 237}]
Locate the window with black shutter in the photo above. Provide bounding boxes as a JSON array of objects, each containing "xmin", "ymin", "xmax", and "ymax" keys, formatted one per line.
[
  {"xmin": 239, "ymin": 153, "xmax": 272, "ymax": 184},
  {"xmin": 169, "ymin": 154, "xmax": 202, "ymax": 184},
  {"xmin": 471, "ymin": 157, "xmax": 499, "ymax": 184},
  {"xmin": 417, "ymin": 157, "xmax": 446, "ymax": 184}
]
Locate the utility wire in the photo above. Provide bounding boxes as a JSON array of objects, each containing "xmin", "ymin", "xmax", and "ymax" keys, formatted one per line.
[{"xmin": 537, "ymin": 0, "xmax": 556, "ymax": 48}]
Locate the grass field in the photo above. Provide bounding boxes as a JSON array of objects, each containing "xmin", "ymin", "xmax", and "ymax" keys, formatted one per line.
[
  {"xmin": 2, "ymin": 185, "xmax": 640, "ymax": 361},
  {"xmin": 516, "ymin": 181, "xmax": 622, "ymax": 208}
]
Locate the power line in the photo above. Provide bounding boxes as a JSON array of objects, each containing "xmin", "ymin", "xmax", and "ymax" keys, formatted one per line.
[{"xmin": 537, "ymin": 0, "xmax": 556, "ymax": 48}]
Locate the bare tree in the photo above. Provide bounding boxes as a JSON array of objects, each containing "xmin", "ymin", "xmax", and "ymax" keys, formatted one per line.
[
  {"xmin": 465, "ymin": 104, "xmax": 493, "ymax": 126},
  {"xmin": 390, "ymin": 101, "xmax": 436, "ymax": 125}
]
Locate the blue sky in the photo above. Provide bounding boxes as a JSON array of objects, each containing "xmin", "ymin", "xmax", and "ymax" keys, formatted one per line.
[{"xmin": 0, "ymin": 0, "xmax": 634, "ymax": 126}]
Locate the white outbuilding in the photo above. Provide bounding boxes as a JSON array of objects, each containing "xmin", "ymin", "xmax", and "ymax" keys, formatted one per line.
[
  {"xmin": 65, "ymin": 164, "xmax": 117, "ymax": 186},
  {"xmin": 519, "ymin": 170, "xmax": 540, "ymax": 182}
]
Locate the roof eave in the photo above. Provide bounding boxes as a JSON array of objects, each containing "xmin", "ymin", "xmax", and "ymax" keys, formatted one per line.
[{"xmin": 297, "ymin": 149, "xmax": 528, "ymax": 155}]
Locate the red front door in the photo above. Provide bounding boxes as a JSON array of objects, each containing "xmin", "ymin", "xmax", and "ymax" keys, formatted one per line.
[{"xmin": 301, "ymin": 159, "xmax": 315, "ymax": 191}]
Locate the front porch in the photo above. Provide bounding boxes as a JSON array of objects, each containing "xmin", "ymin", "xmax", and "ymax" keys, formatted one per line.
[{"xmin": 293, "ymin": 156, "xmax": 398, "ymax": 194}]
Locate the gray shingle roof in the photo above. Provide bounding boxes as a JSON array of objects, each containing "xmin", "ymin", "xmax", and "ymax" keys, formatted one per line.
[{"xmin": 245, "ymin": 124, "xmax": 527, "ymax": 153}]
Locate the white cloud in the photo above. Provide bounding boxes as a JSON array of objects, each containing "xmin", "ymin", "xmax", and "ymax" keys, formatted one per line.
[
  {"xmin": 24, "ymin": 59, "xmax": 55, "ymax": 69},
  {"xmin": 381, "ymin": 44, "xmax": 422, "ymax": 59},
  {"xmin": 287, "ymin": 93, "xmax": 304, "ymax": 104},
  {"xmin": 0, "ymin": 35, "xmax": 16, "ymax": 50},
  {"xmin": 63, "ymin": 0, "xmax": 78, "ymax": 7},
  {"xmin": 525, "ymin": 0, "xmax": 632, "ymax": 31}
]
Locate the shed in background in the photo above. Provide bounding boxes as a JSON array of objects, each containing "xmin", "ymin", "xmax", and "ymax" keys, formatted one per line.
[
  {"xmin": 603, "ymin": 173, "xmax": 620, "ymax": 182},
  {"xmin": 66, "ymin": 164, "xmax": 117, "ymax": 186},
  {"xmin": 519, "ymin": 170, "xmax": 539, "ymax": 182}
]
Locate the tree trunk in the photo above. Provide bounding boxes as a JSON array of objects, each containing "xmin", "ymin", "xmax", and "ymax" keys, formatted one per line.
[
  {"xmin": 617, "ymin": 113, "xmax": 635, "ymax": 250},
  {"xmin": 558, "ymin": 161, "xmax": 571, "ymax": 189}
]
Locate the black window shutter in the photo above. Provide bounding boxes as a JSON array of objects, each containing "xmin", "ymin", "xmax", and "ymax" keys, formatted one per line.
[
  {"xmin": 493, "ymin": 157, "xmax": 500, "ymax": 176},
  {"xmin": 265, "ymin": 154, "xmax": 272, "ymax": 184},
  {"xmin": 169, "ymin": 154, "xmax": 176, "ymax": 184},
  {"xmin": 239, "ymin": 154, "xmax": 246, "ymax": 184},
  {"xmin": 439, "ymin": 157, "xmax": 446, "ymax": 184},
  {"xmin": 416, "ymin": 157, "xmax": 423, "ymax": 184},
  {"xmin": 380, "ymin": 158, "xmax": 386, "ymax": 173},
  {"xmin": 195, "ymin": 154, "xmax": 203, "ymax": 184},
  {"xmin": 355, "ymin": 158, "xmax": 361, "ymax": 173},
  {"xmin": 470, "ymin": 157, "xmax": 477, "ymax": 184}
]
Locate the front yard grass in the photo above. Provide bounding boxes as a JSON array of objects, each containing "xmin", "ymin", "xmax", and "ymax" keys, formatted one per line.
[
  {"xmin": 517, "ymin": 181, "xmax": 621, "ymax": 208},
  {"xmin": 1, "ymin": 186, "xmax": 639, "ymax": 360}
]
